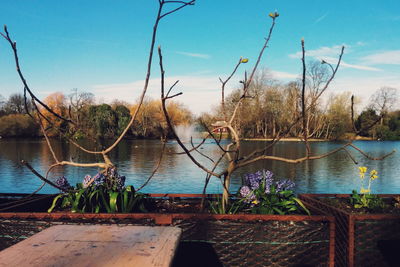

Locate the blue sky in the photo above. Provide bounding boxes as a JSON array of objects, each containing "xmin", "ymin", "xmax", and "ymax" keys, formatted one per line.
[{"xmin": 0, "ymin": 0, "xmax": 399, "ymax": 114}]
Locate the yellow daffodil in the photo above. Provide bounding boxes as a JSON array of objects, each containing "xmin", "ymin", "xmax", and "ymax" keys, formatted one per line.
[
  {"xmin": 241, "ymin": 58, "xmax": 249, "ymax": 63},
  {"xmin": 360, "ymin": 188, "xmax": 370, "ymax": 194}
]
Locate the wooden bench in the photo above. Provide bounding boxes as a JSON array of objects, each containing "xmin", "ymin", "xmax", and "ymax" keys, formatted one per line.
[{"xmin": 0, "ymin": 225, "xmax": 182, "ymax": 267}]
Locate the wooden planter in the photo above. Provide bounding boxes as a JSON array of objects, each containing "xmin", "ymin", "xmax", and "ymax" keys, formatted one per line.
[
  {"xmin": 299, "ymin": 194, "xmax": 400, "ymax": 267},
  {"xmin": 0, "ymin": 193, "xmax": 335, "ymax": 267}
]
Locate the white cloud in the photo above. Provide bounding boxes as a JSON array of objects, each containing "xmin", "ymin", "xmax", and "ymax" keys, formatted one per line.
[
  {"xmin": 289, "ymin": 44, "xmax": 382, "ymax": 72},
  {"xmin": 360, "ymin": 50, "xmax": 400, "ymax": 65},
  {"xmin": 322, "ymin": 56, "xmax": 382, "ymax": 72},
  {"xmin": 270, "ymin": 70, "xmax": 299, "ymax": 80},
  {"xmin": 329, "ymin": 75, "xmax": 400, "ymax": 109},
  {"xmin": 175, "ymin": 51, "xmax": 211, "ymax": 59},
  {"xmin": 315, "ymin": 12, "xmax": 328, "ymax": 24},
  {"xmin": 289, "ymin": 45, "xmax": 346, "ymax": 59}
]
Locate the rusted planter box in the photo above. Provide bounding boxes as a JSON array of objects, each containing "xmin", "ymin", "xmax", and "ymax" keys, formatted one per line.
[
  {"xmin": 299, "ymin": 194, "xmax": 400, "ymax": 267},
  {"xmin": 0, "ymin": 193, "xmax": 335, "ymax": 267}
]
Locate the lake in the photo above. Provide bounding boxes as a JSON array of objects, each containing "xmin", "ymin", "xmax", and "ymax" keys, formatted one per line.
[{"xmin": 0, "ymin": 138, "xmax": 399, "ymax": 194}]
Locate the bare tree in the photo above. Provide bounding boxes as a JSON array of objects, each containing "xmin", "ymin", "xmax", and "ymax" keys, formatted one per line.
[
  {"xmin": 159, "ymin": 13, "xmax": 394, "ymax": 212},
  {"xmin": 370, "ymin": 87, "xmax": 398, "ymax": 120},
  {"xmin": 0, "ymin": 0, "xmax": 195, "ymax": 190},
  {"xmin": 68, "ymin": 88, "xmax": 94, "ymax": 126}
]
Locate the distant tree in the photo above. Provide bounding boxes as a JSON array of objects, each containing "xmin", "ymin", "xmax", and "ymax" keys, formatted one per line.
[
  {"xmin": 388, "ymin": 111, "xmax": 400, "ymax": 133},
  {"xmin": 114, "ymin": 105, "xmax": 132, "ymax": 136},
  {"xmin": 325, "ymin": 92, "xmax": 352, "ymax": 140},
  {"xmin": 0, "ymin": 94, "xmax": 5, "ymax": 116},
  {"xmin": 41, "ymin": 92, "xmax": 68, "ymax": 137},
  {"xmin": 355, "ymin": 108, "xmax": 380, "ymax": 137},
  {"xmin": 370, "ymin": 87, "xmax": 398, "ymax": 123},
  {"xmin": 88, "ymin": 104, "xmax": 117, "ymax": 139},
  {"xmin": 0, "ymin": 114, "xmax": 38, "ymax": 137},
  {"xmin": 5, "ymin": 93, "xmax": 25, "ymax": 114},
  {"xmin": 130, "ymin": 97, "xmax": 192, "ymax": 138},
  {"xmin": 68, "ymin": 88, "xmax": 94, "ymax": 126}
]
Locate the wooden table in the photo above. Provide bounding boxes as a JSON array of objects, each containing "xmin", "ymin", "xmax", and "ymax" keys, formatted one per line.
[{"xmin": 0, "ymin": 225, "xmax": 182, "ymax": 267}]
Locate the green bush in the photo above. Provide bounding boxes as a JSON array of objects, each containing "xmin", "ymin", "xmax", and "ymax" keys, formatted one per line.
[{"xmin": 0, "ymin": 114, "xmax": 38, "ymax": 137}]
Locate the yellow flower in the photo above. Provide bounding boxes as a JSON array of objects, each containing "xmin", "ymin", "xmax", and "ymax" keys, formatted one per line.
[
  {"xmin": 360, "ymin": 188, "xmax": 370, "ymax": 194},
  {"xmin": 359, "ymin": 166, "xmax": 367, "ymax": 179},
  {"xmin": 252, "ymin": 199, "xmax": 259, "ymax": 205},
  {"xmin": 241, "ymin": 58, "xmax": 249, "ymax": 63}
]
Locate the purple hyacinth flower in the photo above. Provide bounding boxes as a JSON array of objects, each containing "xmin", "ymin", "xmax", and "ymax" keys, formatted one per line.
[
  {"xmin": 55, "ymin": 176, "xmax": 71, "ymax": 191},
  {"xmin": 245, "ymin": 172, "xmax": 263, "ymax": 190},
  {"xmin": 275, "ymin": 179, "xmax": 295, "ymax": 192},
  {"xmin": 116, "ymin": 175, "xmax": 126, "ymax": 190},
  {"xmin": 93, "ymin": 173, "xmax": 105, "ymax": 186},
  {"xmin": 263, "ymin": 170, "xmax": 274, "ymax": 193},
  {"xmin": 82, "ymin": 174, "xmax": 92, "ymax": 188},
  {"xmin": 240, "ymin": 185, "xmax": 255, "ymax": 203}
]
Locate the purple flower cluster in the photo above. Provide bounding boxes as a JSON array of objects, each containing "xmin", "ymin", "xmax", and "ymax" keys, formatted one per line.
[
  {"xmin": 239, "ymin": 186, "xmax": 255, "ymax": 202},
  {"xmin": 56, "ymin": 176, "xmax": 71, "ymax": 191},
  {"xmin": 83, "ymin": 175, "xmax": 93, "ymax": 188},
  {"xmin": 93, "ymin": 173, "xmax": 105, "ymax": 186},
  {"xmin": 244, "ymin": 171, "xmax": 263, "ymax": 190},
  {"xmin": 107, "ymin": 167, "xmax": 126, "ymax": 190},
  {"xmin": 263, "ymin": 170, "xmax": 274, "ymax": 193},
  {"xmin": 239, "ymin": 169, "xmax": 296, "ymax": 201},
  {"xmin": 275, "ymin": 179, "xmax": 295, "ymax": 191}
]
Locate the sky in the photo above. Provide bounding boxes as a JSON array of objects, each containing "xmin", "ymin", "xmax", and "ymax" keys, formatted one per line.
[{"xmin": 0, "ymin": 0, "xmax": 399, "ymax": 115}]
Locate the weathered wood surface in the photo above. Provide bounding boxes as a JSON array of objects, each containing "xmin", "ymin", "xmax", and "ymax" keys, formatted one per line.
[{"xmin": 0, "ymin": 225, "xmax": 182, "ymax": 267}]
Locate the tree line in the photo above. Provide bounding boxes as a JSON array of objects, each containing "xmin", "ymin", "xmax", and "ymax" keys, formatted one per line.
[
  {"xmin": 199, "ymin": 66, "xmax": 400, "ymax": 141},
  {"xmin": 0, "ymin": 89, "xmax": 193, "ymax": 139},
  {"xmin": 0, "ymin": 66, "xmax": 399, "ymax": 141}
]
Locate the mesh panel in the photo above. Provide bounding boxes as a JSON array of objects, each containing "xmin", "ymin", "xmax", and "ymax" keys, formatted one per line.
[
  {"xmin": 300, "ymin": 194, "xmax": 400, "ymax": 267},
  {"xmin": 355, "ymin": 219, "xmax": 400, "ymax": 267},
  {"xmin": 176, "ymin": 219, "xmax": 331, "ymax": 267}
]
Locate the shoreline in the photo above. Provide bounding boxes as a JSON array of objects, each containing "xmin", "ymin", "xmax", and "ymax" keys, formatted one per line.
[{"xmin": 242, "ymin": 136, "xmax": 375, "ymax": 142}]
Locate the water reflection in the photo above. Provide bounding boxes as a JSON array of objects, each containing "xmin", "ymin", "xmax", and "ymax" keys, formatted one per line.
[{"xmin": 0, "ymin": 138, "xmax": 399, "ymax": 194}]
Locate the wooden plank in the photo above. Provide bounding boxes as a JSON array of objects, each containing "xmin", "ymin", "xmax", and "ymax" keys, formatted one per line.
[{"xmin": 0, "ymin": 225, "xmax": 181, "ymax": 267}]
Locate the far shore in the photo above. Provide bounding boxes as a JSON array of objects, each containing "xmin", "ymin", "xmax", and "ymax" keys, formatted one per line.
[{"xmin": 242, "ymin": 136, "xmax": 374, "ymax": 142}]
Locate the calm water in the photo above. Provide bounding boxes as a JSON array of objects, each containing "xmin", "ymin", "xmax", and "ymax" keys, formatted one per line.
[{"xmin": 0, "ymin": 138, "xmax": 399, "ymax": 194}]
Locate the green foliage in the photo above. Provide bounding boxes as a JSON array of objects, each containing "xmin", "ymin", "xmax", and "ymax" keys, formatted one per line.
[
  {"xmin": 209, "ymin": 195, "xmax": 245, "ymax": 214},
  {"xmin": 350, "ymin": 190, "xmax": 385, "ymax": 211},
  {"xmin": 114, "ymin": 105, "xmax": 132, "ymax": 136},
  {"xmin": 0, "ymin": 114, "xmax": 38, "ymax": 137},
  {"xmin": 48, "ymin": 184, "xmax": 147, "ymax": 213},
  {"xmin": 350, "ymin": 166, "xmax": 385, "ymax": 211},
  {"xmin": 88, "ymin": 104, "xmax": 117, "ymax": 138},
  {"xmin": 355, "ymin": 108, "xmax": 379, "ymax": 137},
  {"xmin": 210, "ymin": 170, "xmax": 310, "ymax": 215},
  {"xmin": 245, "ymin": 185, "xmax": 310, "ymax": 215}
]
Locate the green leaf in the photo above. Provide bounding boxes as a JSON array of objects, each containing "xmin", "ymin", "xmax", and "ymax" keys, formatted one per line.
[
  {"xmin": 293, "ymin": 197, "xmax": 311, "ymax": 215},
  {"xmin": 72, "ymin": 188, "xmax": 86, "ymax": 213},
  {"xmin": 99, "ymin": 190, "xmax": 111, "ymax": 213},
  {"xmin": 48, "ymin": 194, "xmax": 64, "ymax": 213},
  {"xmin": 273, "ymin": 207, "xmax": 284, "ymax": 215},
  {"xmin": 109, "ymin": 191, "xmax": 119, "ymax": 212},
  {"xmin": 121, "ymin": 190, "xmax": 127, "ymax": 212}
]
